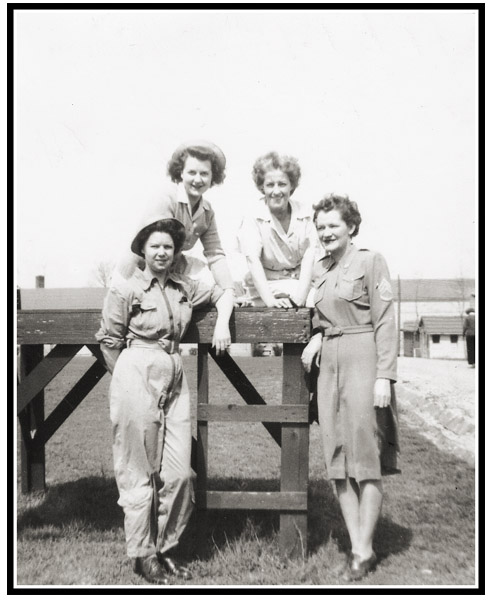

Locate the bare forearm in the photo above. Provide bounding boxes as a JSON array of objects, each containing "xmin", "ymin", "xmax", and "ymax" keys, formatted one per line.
[{"xmin": 246, "ymin": 256, "xmax": 275, "ymax": 306}]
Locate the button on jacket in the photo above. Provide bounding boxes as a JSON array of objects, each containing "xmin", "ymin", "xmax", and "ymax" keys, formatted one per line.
[
  {"xmin": 313, "ymin": 243, "xmax": 400, "ymax": 482},
  {"xmin": 96, "ymin": 269, "xmax": 223, "ymax": 558}
]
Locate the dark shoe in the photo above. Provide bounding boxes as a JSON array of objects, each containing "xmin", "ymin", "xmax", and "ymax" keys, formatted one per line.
[
  {"xmin": 134, "ymin": 556, "xmax": 170, "ymax": 584},
  {"xmin": 159, "ymin": 554, "xmax": 192, "ymax": 580},
  {"xmin": 342, "ymin": 551, "xmax": 377, "ymax": 582}
]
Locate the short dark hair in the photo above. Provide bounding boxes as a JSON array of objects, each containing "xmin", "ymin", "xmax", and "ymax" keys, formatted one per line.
[
  {"xmin": 313, "ymin": 194, "xmax": 362, "ymax": 237},
  {"xmin": 252, "ymin": 151, "xmax": 301, "ymax": 194},
  {"xmin": 167, "ymin": 148, "xmax": 226, "ymax": 186},
  {"xmin": 465, "ymin": 307, "xmax": 475, "ymax": 314},
  {"xmin": 136, "ymin": 219, "xmax": 186, "ymax": 256}
]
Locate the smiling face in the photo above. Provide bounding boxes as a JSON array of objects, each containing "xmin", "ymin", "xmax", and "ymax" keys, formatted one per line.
[
  {"xmin": 315, "ymin": 209, "xmax": 355, "ymax": 259},
  {"xmin": 262, "ymin": 169, "xmax": 292, "ymax": 213},
  {"xmin": 181, "ymin": 155, "xmax": 213, "ymax": 203},
  {"xmin": 143, "ymin": 231, "xmax": 175, "ymax": 276}
]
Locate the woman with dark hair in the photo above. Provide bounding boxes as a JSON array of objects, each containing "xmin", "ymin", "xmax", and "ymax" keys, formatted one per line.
[
  {"xmin": 237, "ymin": 151, "xmax": 317, "ymax": 308},
  {"xmin": 116, "ymin": 139, "xmax": 234, "ymax": 288},
  {"xmin": 301, "ymin": 194, "xmax": 400, "ymax": 581},
  {"xmin": 115, "ymin": 140, "xmax": 234, "ymax": 350},
  {"xmin": 96, "ymin": 217, "xmax": 234, "ymax": 584}
]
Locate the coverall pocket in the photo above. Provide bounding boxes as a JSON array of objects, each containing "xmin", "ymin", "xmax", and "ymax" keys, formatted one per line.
[{"xmin": 338, "ymin": 273, "xmax": 364, "ymax": 301}]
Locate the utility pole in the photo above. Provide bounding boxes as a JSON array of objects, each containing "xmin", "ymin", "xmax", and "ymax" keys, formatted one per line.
[{"xmin": 397, "ymin": 275, "xmax": 401, "ymax": 356}]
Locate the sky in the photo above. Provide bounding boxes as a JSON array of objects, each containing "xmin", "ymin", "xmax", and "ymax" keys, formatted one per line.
[{"xmin": 14, "ymin": 8, "xmax": 479, "ymax": 289}]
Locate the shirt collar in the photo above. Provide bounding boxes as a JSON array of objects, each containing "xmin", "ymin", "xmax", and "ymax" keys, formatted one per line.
[
  {"xmin": 256, "ymin": 198, "xmax": 307, "ymax": 223},
  {"xmin": 133, "ymin": 267, "xmax": 188, "ymax": 292},
  {"xmin": 177, "ymin": 183, "xmax": 211, "ymax": 211},
  {"xmin": 317, "ymin": 242, "xmax": 357, "ymax": 272}
]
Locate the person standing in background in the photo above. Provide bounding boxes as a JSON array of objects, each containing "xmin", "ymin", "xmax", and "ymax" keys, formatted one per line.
[{"xmin": 463, "ymin": 307, "xmax": 476, "ymax": 367}]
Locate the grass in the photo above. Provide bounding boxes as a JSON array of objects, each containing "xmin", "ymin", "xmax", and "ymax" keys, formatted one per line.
[{"xmin": 16, "ymin": 356, "xmax": 477, "ymax": 587}]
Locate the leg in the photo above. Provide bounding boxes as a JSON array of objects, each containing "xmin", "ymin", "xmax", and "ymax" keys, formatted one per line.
[
  {"xmin": 335, "ymin": 477, "xmax": 361, "ymax": 554},
  {"xmin": 358, "ymin": 479, "xmax": 383, "ymax": 559},
  {"xmin": 157, "ymin": 373, "xmax": 194, "ymax": 556}
]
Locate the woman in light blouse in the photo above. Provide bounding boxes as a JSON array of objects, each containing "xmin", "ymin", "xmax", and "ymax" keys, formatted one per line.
[{"xmin": 237, "ymin": 151, "xmax": 317, "ymax": 308}]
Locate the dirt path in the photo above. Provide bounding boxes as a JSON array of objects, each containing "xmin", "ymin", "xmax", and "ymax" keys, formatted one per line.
[{"xmin": 396, "ymin": 357, "xmax": 477, "ymax": 466}]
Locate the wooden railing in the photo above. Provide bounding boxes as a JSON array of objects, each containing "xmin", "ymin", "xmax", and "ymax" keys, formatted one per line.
[{"xmin": 17, "ymin": 288, "xmax": 312, "ymax": 558}]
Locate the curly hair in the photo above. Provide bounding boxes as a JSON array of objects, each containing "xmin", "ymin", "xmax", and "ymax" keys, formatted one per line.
[
  {"xmin": 136, "ymin": 219, "xmax": 186, "ymax": 257},
  {"xmin": 167, "ymin": 147, "xmax": 226, "ymax": 186},
  {"xmin": 313, "ymin": 194, "xmax": 362, "ymax": 237},
  {"xmin": 252, "ymin": 152, "xmax": 301, "ymax": 194}
]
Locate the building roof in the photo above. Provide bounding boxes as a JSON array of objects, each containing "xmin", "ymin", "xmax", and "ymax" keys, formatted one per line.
[
  {"xmin": 402, "ymin": 320, "xmax": 419, "ymax": 332},
  {"xmin": 391, "ymin": 279, "xmax": 475, "ymax": 302},
  {"xmin": 419, "ymin": 316, "xmax": 464, "ymax": 335}
]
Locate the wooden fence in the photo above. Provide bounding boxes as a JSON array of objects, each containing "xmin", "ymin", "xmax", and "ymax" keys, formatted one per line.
[{"xmin": 17, "ymin": 287, "xmax": 312, "ymax": 558}]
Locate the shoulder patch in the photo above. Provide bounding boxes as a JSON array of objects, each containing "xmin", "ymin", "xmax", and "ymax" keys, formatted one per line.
[{"xmin": 377, "ymin": 277, "xmax": 393, "ymax": 301}]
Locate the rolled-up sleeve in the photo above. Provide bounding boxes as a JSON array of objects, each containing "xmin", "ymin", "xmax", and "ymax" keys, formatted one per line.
[
  {"xmin": 237, "ymin": 215, "xmax": 263, "ymax": 258},
  {"xmin": 365, "ymin": 253, "xmax": 398, "ymax": 381},
  {"xmin": 95, "ymin": 287, "xmax": 131, "ymax": 349},
  {"xmin": 188, "ymin": 279, "xmax": 224, "ymax": 309}
]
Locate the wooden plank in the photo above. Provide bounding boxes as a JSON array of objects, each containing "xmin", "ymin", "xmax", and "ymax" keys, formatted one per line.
[
  {"xmin": 18, "ymin": 345, "xmax": 46, "ymax": 492},
  {"xmin": 208, "ymin": 348, "xmax": 281, "ymax": 445},
  {"xmin": 20, "ymin": 287, "xmax": 107, "ymax": 309},
  {"xmin": 17, "ymin": 307, "xmax": 312, "ymax": 344},
  {"xmin": 32, "ymin": 360, "xmax": 108, "ymax": 448},
  {"xmin": 280, "ymin": 343, "xmax": 310, "ymax": 559},
  {"xmin": 197, "ymin": 404, "xmax": 309, "ymax": 423},
  {"xmin": 17, "ymin": 345, "xmax": 83, "ymax": 414},
  {"xmin": 196, "ymin": 491, "xmax": 307, "ymax": 511},
  {"xmin": 196, "ymin": 345, "xmax": 210, "ymax": 488}
]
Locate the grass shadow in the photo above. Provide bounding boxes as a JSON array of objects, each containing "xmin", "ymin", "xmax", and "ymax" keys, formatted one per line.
[
  {"xmin": 18, "ymin": 473, "xmax": 412, "ymax": 565},
  {"xmin": 17, "ymin": 476, "xmax": 122, "ymax": 535}
]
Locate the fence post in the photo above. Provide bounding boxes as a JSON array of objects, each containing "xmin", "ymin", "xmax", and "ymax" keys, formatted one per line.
[
  {"xmin": 280, "ymin": 343, "xmax": 309, "ymax": 559},
  {"xmin": 196, "ymin": 343, "xmax": 210, "ymax": 556},
  {"xmin": 18, "ymin": 276, "xmax": 46, "ymax": 492}
]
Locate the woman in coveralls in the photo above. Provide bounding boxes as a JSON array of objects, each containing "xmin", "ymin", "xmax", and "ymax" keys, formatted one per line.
[
  {"xmin": 237, "ymin": 151, "xmax": 317, "ymax": 308},
  {"xmin": 301, "ymin": 194, "xmax": 399, "ymax": 582},
  {"xmin": 115, "ymin": 140, "xmax": 235, "ymax": 300},
  {"xmin": 96, "ymin": 217, "xmax": 234, "ymax": 584}
]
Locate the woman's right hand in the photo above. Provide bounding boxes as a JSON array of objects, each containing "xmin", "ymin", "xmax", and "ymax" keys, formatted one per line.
[
  {"xmin": 301, "ymin": 334, "xmax": 322, "ymax": 373},
  {"xmin": 266, "ymin": 297, "xmax": 294, "ymax": 309}
]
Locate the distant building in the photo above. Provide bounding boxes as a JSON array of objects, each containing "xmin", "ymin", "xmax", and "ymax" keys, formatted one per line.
[
  {"xmin": 393, "ymin": 279, "xmax": 474, "ymax": 356},
  {"xmin": 402, "ymin": 315, "xmax": 465, "ymax": 360},
  {"xmin": 392, "ymin": 279, "xmax": 475, "ymax": 327}
]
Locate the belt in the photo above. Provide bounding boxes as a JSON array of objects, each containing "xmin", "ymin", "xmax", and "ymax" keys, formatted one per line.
[
  {"xmin": 322, "ymin": 324, "xmax": 374, "ymax": 338},
  {"xmin": 264, "ymin": 266, "xmax": 300, "ymax": 280},
  {"xmin": 126, "ymin": 338, "xmax": 179, "ymax": 354}
]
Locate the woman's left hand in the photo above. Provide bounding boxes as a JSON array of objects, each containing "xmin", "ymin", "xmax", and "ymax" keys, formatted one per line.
[
  {"xmin": 212, "ymin": 322, "xmax": 231, "ymax": 355},
  {"xmin": 374, "ymin": 378, "xmax": 391, "ymax": 408}
]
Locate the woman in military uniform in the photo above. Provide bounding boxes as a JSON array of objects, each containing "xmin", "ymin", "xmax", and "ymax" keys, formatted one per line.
[
  {"xmin": 301, "ymin": 194, "xmax": 399, "ymax": 582},
  {"xmin": 96, "ymin": 217, "xmax": 233, "ymax": 584}
]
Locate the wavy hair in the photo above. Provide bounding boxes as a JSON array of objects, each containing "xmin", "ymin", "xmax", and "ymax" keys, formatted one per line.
[
  {"xmin": 313, "ymin": 194, "xmax": 362, "ymax": 237},
  {"xmin": 167, "ymin": 147, "xmax": 226, "ymax": 186},
  {"xmin": 252, "ymin": 151, "xmax": 301, "ymax": 194}
]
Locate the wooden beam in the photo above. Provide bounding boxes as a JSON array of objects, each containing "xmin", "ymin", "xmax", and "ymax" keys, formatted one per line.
[
  {"xmin": 197, "ymin": 404, "xmax": 309, "ymax": 423},
  {"xmin": 208, "ymin": 348, "xmax": 281, "ymax": 446},
  {"xmin": 31, "ymin": 360, "xmax": 108, "ymax": 448},
  {"xmin": 196, "ymin": 491, "xmax": 307, "ymax": 511},
  {"xmin": 17, "ymin": 307, "xmax": 312, "ymax": 345},
  {"xmin": 18, "ymin": 345, "xmax": 45, "ymax": 492},
  {"xmin": 17, "ymin": 345, "xmax": 82, "ymax": 414},
  {"xmin": 280, "ymin": 343, "xmax": 309, "ymax": 559}
]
